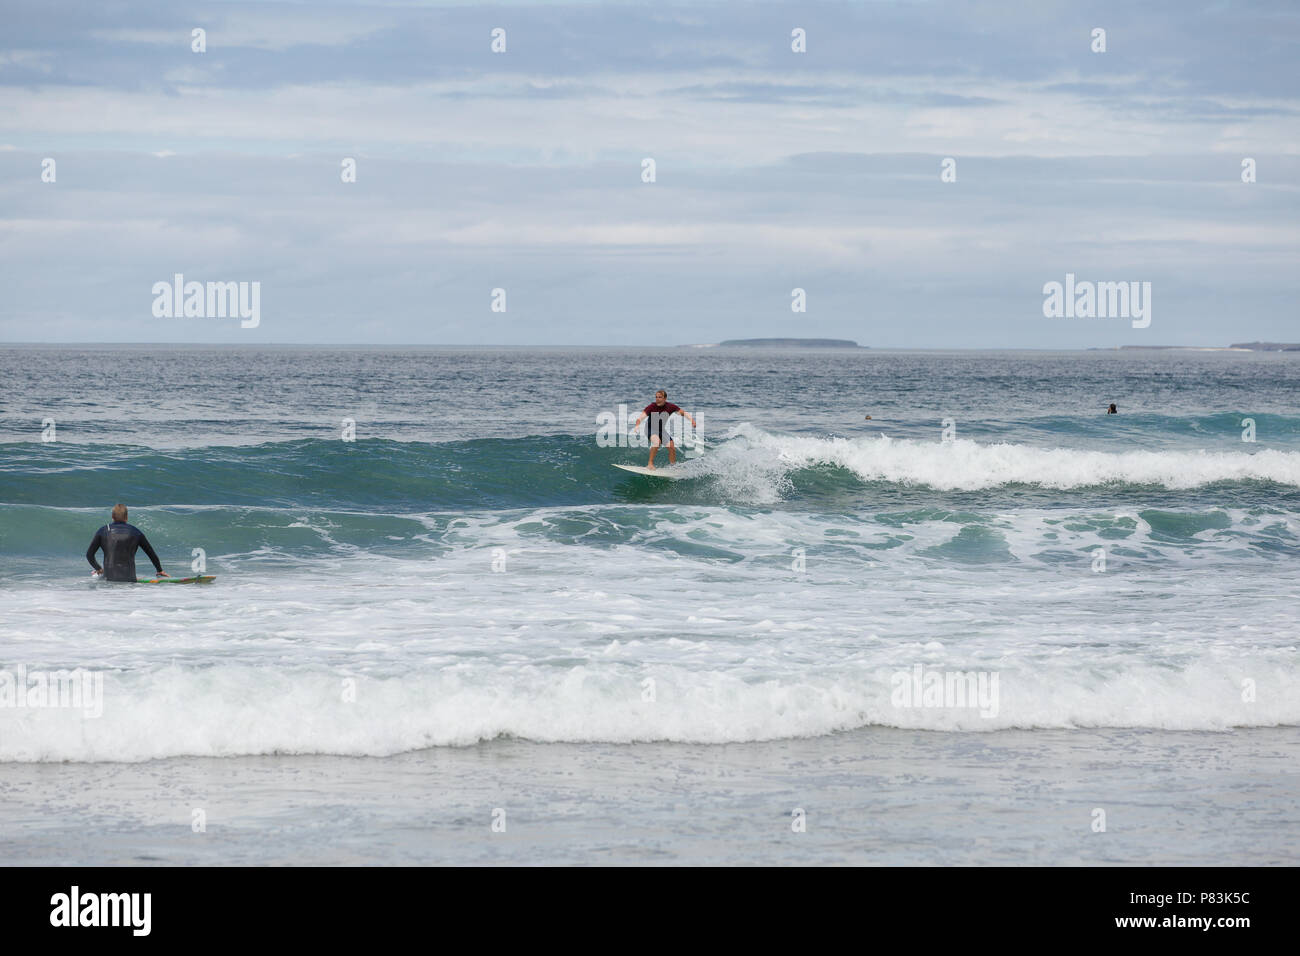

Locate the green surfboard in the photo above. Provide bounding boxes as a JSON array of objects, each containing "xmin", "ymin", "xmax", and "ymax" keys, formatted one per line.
[{"xmin": 138, "ymin": 575, "xmax": 216, "ymax": 584}]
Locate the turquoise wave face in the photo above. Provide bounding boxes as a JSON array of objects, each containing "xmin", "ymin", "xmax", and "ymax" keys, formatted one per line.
[
  {"xmin": 4, "ymin": 429, "xmax": 1300, "ymax": 523},
  {"xmin": 2, "ymin": 437, "xmax": 612, "ymax": 511}
]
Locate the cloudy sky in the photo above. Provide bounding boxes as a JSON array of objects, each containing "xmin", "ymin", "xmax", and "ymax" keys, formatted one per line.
[{"xmin": 1, "ymin": 0, "xmax": 1297, "ymax": 346}]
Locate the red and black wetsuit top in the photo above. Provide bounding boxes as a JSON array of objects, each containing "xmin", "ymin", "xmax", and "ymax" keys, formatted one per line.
[{"xmin": 643, "ymin": 402, "xmax": 681, "ymax": 439}]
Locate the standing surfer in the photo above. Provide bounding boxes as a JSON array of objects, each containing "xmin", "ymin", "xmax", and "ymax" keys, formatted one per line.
[
  {"xmin": 629, "ymin": 390, "xmax": 697, "ymax": 469},
  {"xmin": 86, "ymin": 504, "xmax": 168, "ymax": 582}
]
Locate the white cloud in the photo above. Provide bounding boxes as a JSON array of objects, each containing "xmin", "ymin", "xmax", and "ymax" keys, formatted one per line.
[
  {"xmin": 90, "ymin": 12, "xmax": 389, "ymax": 51},
  {"xmin": 5, "ymin": 70, "xmax": 1298, "ymax": 164}
]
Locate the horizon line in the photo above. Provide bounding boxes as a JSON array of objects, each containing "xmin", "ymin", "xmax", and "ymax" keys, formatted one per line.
[{"xmin": 0, "ymin": 342, "xmax": 1285, "ymax": 351}]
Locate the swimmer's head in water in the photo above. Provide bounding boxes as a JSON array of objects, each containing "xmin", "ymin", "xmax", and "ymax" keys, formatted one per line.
[
  {"xmin": 1107, "ymin": 404, "xmax": 1118, "ymax": 414},
  {"xmin": 112, "ymin": 503, "xmax": 127, "ymax": 522}
]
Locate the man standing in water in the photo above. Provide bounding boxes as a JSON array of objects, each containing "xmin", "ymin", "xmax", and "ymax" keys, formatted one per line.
[
  {"xmin": 86, "ymin": 504, "xmax": 168, "ymax": 582},
  {"xmin": 630, "ymin": 390, "xmax": 697, "ymax": 469}
]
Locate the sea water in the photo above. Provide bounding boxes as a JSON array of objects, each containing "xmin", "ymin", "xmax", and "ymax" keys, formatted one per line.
[{"xmin": 2, "ymin": 346, "xmax": 1297, "ymax": 767}]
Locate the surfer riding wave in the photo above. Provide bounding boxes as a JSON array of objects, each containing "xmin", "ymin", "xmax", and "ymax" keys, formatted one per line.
[{"xmin": 629, "ymin": 390, "xmax": 697, "ymax": 469}]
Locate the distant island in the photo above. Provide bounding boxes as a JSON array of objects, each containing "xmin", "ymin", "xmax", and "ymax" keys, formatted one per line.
[
  {"xmin": 1113, "ymin": 346, "xmax": 1249, "ymax": 351},
  {"xmin": 1229, "ymin": 342, "xmax": 1300, "ymax": 351},
  {"xmin": 696, "ymin": 338, "xmax": 863, "ymax": 348}
]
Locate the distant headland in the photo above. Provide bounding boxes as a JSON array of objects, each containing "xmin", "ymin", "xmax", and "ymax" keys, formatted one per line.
[{"xmin": 687, "ymin": 338, "xmax": 864, "ymax": 348}]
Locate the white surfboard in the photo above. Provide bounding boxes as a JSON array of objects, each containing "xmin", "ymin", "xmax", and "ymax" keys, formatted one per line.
[
  {"xmin": 613, "ymin": 463, "xmax": 690, "ymax": 479},
  {"xmin": 614, "ymin": 434, "xmax": 704, "ymax": 479}
]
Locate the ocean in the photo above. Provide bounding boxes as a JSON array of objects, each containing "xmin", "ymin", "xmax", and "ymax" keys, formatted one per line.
[{"xmin": 2, "ymin": 345, "xmax": 1298, "ymax": 864}]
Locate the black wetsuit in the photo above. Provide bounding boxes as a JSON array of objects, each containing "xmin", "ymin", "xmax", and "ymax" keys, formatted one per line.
[{"xmin": 86, "ymin": 522, "xmax": 163, "ymax": 582}]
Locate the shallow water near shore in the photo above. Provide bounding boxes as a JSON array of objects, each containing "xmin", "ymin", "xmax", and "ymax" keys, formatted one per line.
[{"xmin": 1, "ymin": 727, "xmax": 1296, "ymax": 866}]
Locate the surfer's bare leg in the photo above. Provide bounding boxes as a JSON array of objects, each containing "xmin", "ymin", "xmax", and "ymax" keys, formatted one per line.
[
  {"xmin": 667, "ymin": 439, "xmax": 677, "ymax": 464},
  {"xmin": 647, "ymin": 436, "xmax": 660, "ymax": 469}
]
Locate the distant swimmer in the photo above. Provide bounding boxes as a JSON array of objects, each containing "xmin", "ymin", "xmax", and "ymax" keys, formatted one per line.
[
  {"xmin": 629, "ymin": 389, "xmax": 697, "ymax": 469},
  {"xmin": 87, "ymin": 504, "xmax": 167, "ymax": 582},
  {"xmin": 1107, "ymin": 403, "xmax": 1118, "ymax": 414}
]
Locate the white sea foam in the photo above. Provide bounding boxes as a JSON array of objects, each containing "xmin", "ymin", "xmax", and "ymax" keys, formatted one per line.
[
  {"xmin": 4, "ymin": 504, "xmax": 1299, "ymax": 763},
  {"xmin": 1, "ymin": 655, "xmax": 1295, "ymax": 762},
  {"xmin": 700, "ymin": 425, "xmax": 1300, "ymax": 493}
]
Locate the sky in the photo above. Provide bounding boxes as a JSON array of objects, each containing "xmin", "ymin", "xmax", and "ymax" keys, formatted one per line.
[{"xmin": 1, "ymin": 0, "xmax": 1297, "ymax": 347}]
